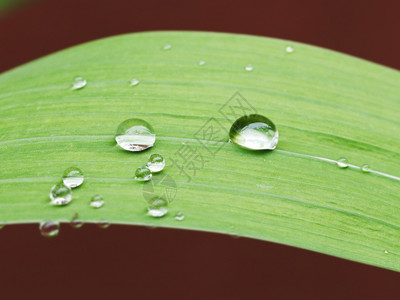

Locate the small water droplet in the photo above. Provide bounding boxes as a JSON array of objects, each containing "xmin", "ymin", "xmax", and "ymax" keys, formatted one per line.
[
  {"xmin": 336, "ymin": 158, "xmax": 349, "ymax": 169},
  {"xmin": 97, "ymin": 221, "xmax": 110, "ymax": 229},
  {"xmin": 40, "ymin": 221, "xmax": 60, "ymax": 238},
  {"xmin": 147, "ymin": 154, "xmax": 165, "ymax": 173},
  {"xmin": 71, "ymin": 76, "xmax": 87, "ymax": 90},
  {"xmin": 174, "ymin": 211, "xmax": 185, "ymax": 221},
  {"xmin": 115, "ymin": 118, "xmax": 156, "ymax": 152},
  {"xmin": 199, "ymin": 60, "xmax": 205, "ymax": 66},
  {"xmin": 245, "ymin": 64, "xmax": 253, "ymax": 72},
  {"xmin": 163, "ymin": 43, "xmax": 172, "ymax": 50},
  {"xmin": 285, "ymin": 46, "xmax": 294, "ymax": 53},
  {"xmin": 70, "ymin": 213, "xmax": 83, "ymax": 229},
  {"xmin": 62, "ymin": 167, "xmax": 84, "ymax": 188},
  {"xmin": 229, "ymin": 114, "xmax": 279, "ymax": 150},
  {"xmin": 90, "ymin": 194, "xmax": 104, "ymax": 208},
  {"xmin": 135, "ymin": 166, "xmax": 152, "ymax": 182},
  {"xmin": 361, "ymin": 164, "xmax": 370, "ymax": 173},
  {"xmin": 49, "ymin": 183, "xmax": 72, "ymax": 205},
  {"xmin": 130, "ymin": 78, "xmax": 140, "ymax": 87},
  {"xmin": 384, "ymin": 250, "xmax": 389, "ymax": 254},
  {"xmin": 147, "ymin": 197, "xmax": 168, "ymax": 217}
]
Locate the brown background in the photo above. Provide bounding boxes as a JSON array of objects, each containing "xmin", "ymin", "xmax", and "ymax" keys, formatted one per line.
[{"xmin": 1, "ymin": 0, "xmax": 399, "ymax": 299}]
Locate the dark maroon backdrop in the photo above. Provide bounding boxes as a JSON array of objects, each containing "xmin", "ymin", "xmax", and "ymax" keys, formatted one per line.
[{"xmin": 1, "ymin": 1, "xmax": 399, "ymax": 299}]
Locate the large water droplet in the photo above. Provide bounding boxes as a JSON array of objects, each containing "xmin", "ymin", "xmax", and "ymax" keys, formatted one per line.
[
  {"xmin": 70, "ymin": 213, "xmax": 83, "ymax": 229},
  {"xmin": 115, "ymin": 118, "xmax": 156, "ymax": 152},
  {"xmin": 49, "ymin": 183, "xmax": 72, "ymax": 205},
  {"xmin": 147, "ymin": 154, "xmax": 165, "ymax": 173},
  {"xmin": 229, "ymin": 114, "xmax": 279, "ymax": 150},
  {"xmin": 135, "ymin": 166, "xmax": 152, "ymax": 182},
  {"xmin": 62, "ymin": 167, "xmax": 84, "ymax": 188},
  {"xmin": 147, "ymin": 197, "xmax": 168, "ymax": 217},
  {"xmin": 71, "ymin": 76, "xmax": 87, "ymax": 90},
  {"xmin": 174, "ymin": 211, "xmax": 184, "ymax": 221},
  {"xmin": 285, "ymin": 46, "xmax": 294, "ymax": 53},
  {"xmin": 40, "ymin": 221, "xmax": 60, "ymax": 238},
  {"xmin": 361, "ymin": 164, "xmax": 370, "ymax": 173},
  {"xmin": 90, "ymin": 194, "xmax": 104, "ymax": 208},
  {"xmin": 130, "ymin": 78, "xmax": 140, "ymax": 87},
  {"xmin": 336, "ymin": 158, "xmax": 348, "ymax": 168},
  {"xmin": 245, "ymin": 64, "xmax": 253, "ymax": 71}
]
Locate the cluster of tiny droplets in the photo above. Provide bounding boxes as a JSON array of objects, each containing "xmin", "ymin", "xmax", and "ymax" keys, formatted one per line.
[
  {"xmin": 44, "ymin": 167, "xmax": 109, "ymax": 237},
  {"xmin": 46, "ymin": 43, "xmax": 290, "ymax": 235},
  {"xmin": 41, "ymin": 43, "xmax": 382, "ymax": 241}
]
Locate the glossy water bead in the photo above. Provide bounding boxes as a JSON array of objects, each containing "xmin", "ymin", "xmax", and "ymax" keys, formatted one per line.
[
  {"xmin": 49, "ymin": 183, "xmax": 72, "ymax": 205},
  {"xmin": 135, "ymin": 166, "xmax": 152, "ymax": 181},
  {"xmin": 71, "ymin": 76, "xmax": 87, "ymax": 90},
  {"xmin": 62, "ymin": 167, "xmax": 84, "ymax": 188},
  {"xmin": 40, "ymin": 221, "xmax": 60, "ymax": 238},
  {"xmin": 115, "ymin": 118, "xmax": 156, "ymax": 152},
  {"xmin": 336, "ymin": 158, "xmax": 349, "ymax": 168},
  {"xmin": 147, "ymin": 154, "xmax": 165, "ymax": 173},
  {"xmin": 229, "ymin": 114, "xmax": 279, "ymax": 150},
  {"xmin": 147, "ymin": 197, "xmax": 168, "ymax": 217},
  {"xmin": 90, "ymin": 194, "xmax": 105, "ymax": 208},
  {"xmin": 175, "ymin": 211, "xmax": 185, "ymax": 221},
  {"xmin": 130, "ymin": 78, "xmax": 140, "ymax": 87}
]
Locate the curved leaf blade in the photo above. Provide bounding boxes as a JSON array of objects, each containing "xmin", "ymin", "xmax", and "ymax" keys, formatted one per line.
[{"xmin": 0, "ymin": 31, "xmax": 399, "ymax": 271}]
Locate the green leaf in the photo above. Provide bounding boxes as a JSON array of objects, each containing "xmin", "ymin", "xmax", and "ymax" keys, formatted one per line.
[{"xmin": 1, "ymin": 31, "xmax": 399, "ymax": 271}]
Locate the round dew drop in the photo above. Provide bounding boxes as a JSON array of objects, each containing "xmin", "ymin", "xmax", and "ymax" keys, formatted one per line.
[
  {"xmin": 40, "ymin": 221, "xmax": 60, "ymax": 238},
  {"xmin": 71, "ymin": 76, "xmax": 87, "ymax": 90},
  {"xmin": 49, "ymin": 183, "xmax": 72, "ymax": 205},
  {"xmin": 147, "ymin": 154, "xmax": 165, "ymax": 173},
  {"xmin": 229, "ymin": 114, "xmax": 279, "ymax": 150},
  {"xmin": 336, "ymin": 158, "xmax": 349, "ymax": 168},
  {"xmin": 62, "ymin": 167, "xmax": 84, "ymax": 188},
  {"xmin": 285, "ymin": 46, "xmax": 294, "ymax": 53},
  {"xmin": 245, "ymin": 64, "xmax": 253, "ymax": 71},
  {"xmin": 115, "ymin": 118, "xmax": 156, "ymax": 152},
  {"xmin": 135, "ymin": 166, "xmax": 152, "ymax": 182},
  {"xmin": 174, "ymin": 211, "xmax": 185, "ymax": 221},
  {"xmin": 361, "ymin": 164, "xmax": 370, "ymax": 173},
  {"xmin": 147, "ymin": 197, "xmax": 168, "ymax": 217},
  {"xmin": 90, "ymin": 194, "xmax": 105, "ymax": 208},
  {"xmin": 130, "ymin": 78, "xmax": 140, "ymax": 87}
]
